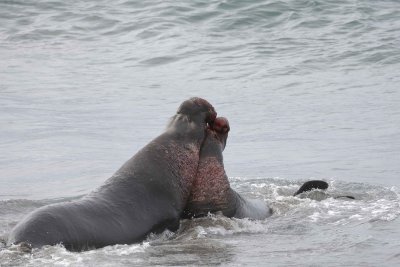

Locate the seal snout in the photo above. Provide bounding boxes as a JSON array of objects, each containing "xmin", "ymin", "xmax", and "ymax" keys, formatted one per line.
[
  {"xmin": 208, "ymin": 117, "xmax": 230, "ymax": 149},
  {"xmin": 212, "ymin": 117, "xmax": 230, "ymax": 134}
]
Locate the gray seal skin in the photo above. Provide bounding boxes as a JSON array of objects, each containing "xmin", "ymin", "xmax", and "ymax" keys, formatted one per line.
[
  {"xmin": 7, "ymin": 97, "xmax": 217, "ymax": 251},
  {"xmin": 183, "ymin": 117, "xmax": 272, "ymax": 220}
]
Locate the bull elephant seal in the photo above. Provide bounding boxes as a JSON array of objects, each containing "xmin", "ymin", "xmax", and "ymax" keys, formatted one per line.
[
  {"xmin": 183, "ymin": 117, "xmax": 272, "ymax": 220},
  {"xmin": 7, "ymin": 97, "xmax": 217, "ymax": 251}
]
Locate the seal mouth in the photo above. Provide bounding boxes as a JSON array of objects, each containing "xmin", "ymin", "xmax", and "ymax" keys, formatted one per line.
[
  {"xmin": 206, "ymin": 117, "xmax": 230, "ymax": 149},
  {"xmin": 212, "ymin": 117, "xmax": 229, "ymax": 134}
]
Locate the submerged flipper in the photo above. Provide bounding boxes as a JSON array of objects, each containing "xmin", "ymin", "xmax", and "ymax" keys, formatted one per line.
[
  {"xmin": 294, "ymin": 180, "xmax": 329, "ymax": 196},
  {"xmin": 334, "ymin": 195, "xmax": 355, "ymax": 200}
]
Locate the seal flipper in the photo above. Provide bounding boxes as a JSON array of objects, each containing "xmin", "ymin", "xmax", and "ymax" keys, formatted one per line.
[
  {"xmin": 294, "ymin": 180, "xmax": 355, "ymax": 200},
  {"xmin": 294, "ymin": 180, "xmax": 329, "ymax": 196}
]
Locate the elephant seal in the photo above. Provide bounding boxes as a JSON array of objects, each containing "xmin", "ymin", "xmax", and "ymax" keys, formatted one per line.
[
  {"xmin": 183, "ymin": 117, "xmax": 272, "ymax": 220},
  {"xmin": 7, "ymin": 97, "xmax": 217, "ymax": 251}
]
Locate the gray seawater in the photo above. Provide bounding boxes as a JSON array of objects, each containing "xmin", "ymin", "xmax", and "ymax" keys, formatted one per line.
[{"xmin": 1, "ymin": 0, "xmax": 400, "ymax": 266}]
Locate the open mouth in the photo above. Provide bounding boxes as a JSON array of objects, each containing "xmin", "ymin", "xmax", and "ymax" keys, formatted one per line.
[
  {"xmin": 208, "ymin": 117, "xmax": 229, "ymax": 134},
  {"xmin": 212, "ymin": 117, "xmax": 229, "ymax": 134},
  {"xmin": 204, "ymin": 117, "xmax": 230, "ymax": 148}
]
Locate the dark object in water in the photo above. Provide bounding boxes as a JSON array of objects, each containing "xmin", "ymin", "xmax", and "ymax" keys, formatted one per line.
[
  {"xmin": 334, "ymin": 195, "xmax": 355, "ymax": 200},
  {"xmin": 294, "ymin": 180, "xmax": 355, "ymax": 200},
  {"xmin": 294, "ymin": 180, "xmax": 329, "ymax": 196}
]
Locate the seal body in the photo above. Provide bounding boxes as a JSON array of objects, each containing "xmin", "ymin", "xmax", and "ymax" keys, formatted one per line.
[
  {"xmin": 183, "ymin": 117, "xmax": 272, "ymax": 220},
  {"xmin": 7, "ymin": 98, "xmax": 217, "ymax": 251}
]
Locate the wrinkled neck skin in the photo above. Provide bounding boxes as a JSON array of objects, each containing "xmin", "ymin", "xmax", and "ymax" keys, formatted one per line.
[
  {"xmin": 91, "ymin": 112, "xmax": 211, "ymax": 212},
  {"xmin": 162, "ymin": 113, "xmax": 210, "ymax": 205},
  {"xmin": 183, "ymin": 129, "xmax": 236, "ymax": 218},
  {"xmin": 198, "ymin": 127, "xmax": 227, "ymax": 157},
  {"xmin": 183, "ymin": 126, "xmax": 273, "ymax": 220}
]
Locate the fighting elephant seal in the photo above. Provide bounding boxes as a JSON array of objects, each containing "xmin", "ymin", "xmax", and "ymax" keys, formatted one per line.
[
  {"xmin": 7, "ymin": 97, "xmax": 217, "ymax": 251},
  {"xmin": 183, "ymin": 117, "xmax": 272, "ymax": 220}
]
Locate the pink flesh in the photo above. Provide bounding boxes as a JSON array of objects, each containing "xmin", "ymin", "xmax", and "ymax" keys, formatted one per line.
[
  {"xmin": 211, "ymin": 117, "xmax": 230, "ymax": 134},
  {"xmin": 186, "ymin": 117, "xmax": 232, "ymax": 213}
]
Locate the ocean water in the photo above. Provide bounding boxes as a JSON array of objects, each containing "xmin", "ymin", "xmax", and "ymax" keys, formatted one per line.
[{"xmin": 1, "ymin": 0, "xmax": 400, "ymax": 266}]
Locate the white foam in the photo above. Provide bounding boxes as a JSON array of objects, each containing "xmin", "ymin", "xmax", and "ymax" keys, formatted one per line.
[
  {"xmin": 185, "ymin": 214, "xmax": 270, "ymax": 238},
  {"xmin": 98, "ymin": 242, "xmax": 150, "ymax": 256}
]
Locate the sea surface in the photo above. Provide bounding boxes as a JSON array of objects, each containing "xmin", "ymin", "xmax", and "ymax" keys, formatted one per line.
[{"xmin": 1, "ymin": 0, "xmax": 400, "ymax": 266}]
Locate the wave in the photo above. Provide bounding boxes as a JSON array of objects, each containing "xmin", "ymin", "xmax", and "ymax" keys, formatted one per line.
[{"xmin": 1, "ymin": 0, "xmax": 398, "ymax": 68}]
